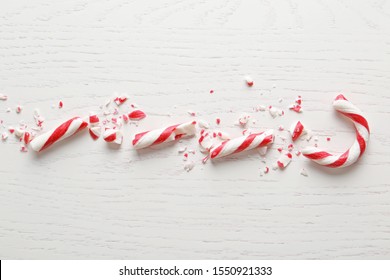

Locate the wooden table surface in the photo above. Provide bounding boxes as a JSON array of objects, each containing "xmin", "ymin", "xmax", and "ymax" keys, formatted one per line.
[{"xmin": 1, "ymin": 0, "xmax": 389, "ymax": 259}]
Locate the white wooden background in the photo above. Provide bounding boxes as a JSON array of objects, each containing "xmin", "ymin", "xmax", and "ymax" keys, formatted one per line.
[{"xmin": 0, "ymin": 0, "xmax": 390, "ymax": 259}]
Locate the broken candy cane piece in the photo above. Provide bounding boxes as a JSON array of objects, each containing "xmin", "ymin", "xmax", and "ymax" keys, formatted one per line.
[
  {"xmin": 33, "ymin": 109, "xmax": 45, "ymax": 127},
  {"xmin": 300, "ymin": 168, "xmax": 308, "ymax": 176},
  {"xmin": 187, "ymin": 111, "xmax": 196, "ymax": 117},
  {"xmin": 89, "ymin": 126, "xmax": 101, "ymax": 140},
  {"xmin": 210, "ymin": 129, "xmax": 274, "ymax": 159},
  {"xmin": 198, "ymin": 132, "xmax": 214, "ymax": 153},
  {"xmin": 257, "ymin": 146, "xmax": 268, "ymax": 156},
  {"xmin": 15, "ymin": 128, "xmax": 25, "ymax": 138},
  {"xmin": 132, "ymin": 121, "xmax": 196, "ymax": 150},
  {"xmin": 103, "ymin": 128, "xmax": 123, "ymax": 144},
  {"xmin": 0, "ymin": 94, "xmax": 8, "ymax": 100},
  {"xmin": 59, "ymin": 101, "xmax": 63, "ymax": 108},
  {"xmin": 1, "ymin": 132, "xmax": 8, "ymax": 140},
  {"xmin": 289, "ymin": 104, "xmax": 302, "ymax": 113},
  {"xmin": 89, "ymin": 113, "xmax": 100, "ymax": 126},
  {"xmin": 198, "ymin": 120, "xmax": 210, "ymax": 129},
  {"xmin": 16, "ymin": 105, "xmax": 23, "ymax": 113},
  {"xmin": 23, "ymin": 132, "xmax": 32, "ymax": 144},
  {"xmin": 302, "ymin": 94, "xmax": 370, "ymax": 168},
  {"xmin": 184, "ymin": 161, "xmax": 195, "ymax": 172},
  {"xmin": 268, "ymin": 106, "xmax": 283, "ymax": 118},
  {"xmin": 277, "ymin": 152, "xmax": 292, "ymax": 169},
  {"xmin": 29, "ymin": 117, "xmax": 88, "ymax": 152},
  {"xmin": 290, "ymin": 120, "xmax": 306, "ymax": 141},
  {"xmin": 238, "ymin": 113, "xmax": 250, "ymax": 127},
  {"xmin": 245, "ymin": 76, "xmax": 254, "ymax": 87},
  {"xmin": 128, "ymin": 110, "xmax": 146, "ymax": 120},
  {"xmin": 114, "ymin": 95, "xmax": 128, "ymax": 106},
  {"xmin": 8, "ymin": 127, "xmax": 15, "ymax": 134}
]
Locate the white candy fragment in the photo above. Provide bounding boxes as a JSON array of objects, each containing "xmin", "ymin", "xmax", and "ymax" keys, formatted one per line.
[
  {"xmin": 255, "ymin": 105, "xmax": 266, "ymax": 112},
  {"xmin": 15, "ymin": 128, "xmax": 25, "ymax": 137},
  {"xmin": 1, "ymin": 132, "xmax": 8, "ymax": 140},
  {"xmin": 257, "ymin": 146, "xmax": 268, "ymax": 156},
  {"xmin": 268, "ymin": 106, "xmax": 283, "ymax": 118},
  {"xmin": 178, "ymin": 146, "xmax": 187, "ymax": 153},
  {"xmin": 0, "ymin": 94, "xmax": 8, "ymax": 100},
  {"xmin": 198, "ymin": 120, "xmax": 210, "ymax": 129},
  {"xmin": 184, "ymin": 162, "xmax": 195, "ymax": 172},
  {"xmin": 300, "ymin": 168, "xmax": 308, "ymax": 177}
]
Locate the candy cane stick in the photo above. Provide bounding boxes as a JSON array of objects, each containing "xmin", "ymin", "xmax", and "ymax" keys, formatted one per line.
[
  {"xmin": 30, "ymin": 117, "xmax": 88, "ymax": 152},
  {"xmin": 132, "ymin": 121, "xmax": 196, "ymax": 149},
  {"xmin": 302, "ymin": 94, "xmax": 369, "ymax": 168},
  {"xmin": 210, "ymin": 129, "xmax": 274, "ymax": 159}
]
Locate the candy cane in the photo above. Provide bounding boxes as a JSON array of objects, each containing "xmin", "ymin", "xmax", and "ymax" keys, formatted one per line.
[
  {"xmin": 132, "ymin": 121, "xmax": 196, "ymax": 149},
  {"xmin": 210, "ymin": 129, "xmax": 274, "ymax": 159},
  {"xmin": 302, "ymin": 94, "xmax": 369, "ymax": 168},
  {"xmin": 30, "ymin": 117, "xmax": 88, "ymax": 152}
]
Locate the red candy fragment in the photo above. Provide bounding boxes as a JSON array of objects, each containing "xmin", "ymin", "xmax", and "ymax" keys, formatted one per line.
[{"xmin": 128, "ymin": 110, "xmax": 146, "ymax": 120}]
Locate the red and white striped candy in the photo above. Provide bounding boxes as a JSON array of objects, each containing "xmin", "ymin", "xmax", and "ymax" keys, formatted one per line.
[
  {"xmin": 210, "ymin": 129, "xmax": 274, "ymax": 159},
  {"xmin": 132, "ymin": 121, "xmax": 196, "ymax": 149},
  {"xmin": 89, "ymin": 113, "xmax": 100, "ymax": 126},
  {"xmin": 277, "ymin": 152, "xmax": 292, "ymax": 168},
  {"xmin": 89, "ymin": 126, "xmax": 101, "ymax": 140},
  {"xmin": 290, "ymin": 120, "xmax": 306, "ymax": 141},
  {"xmin": 30, "ymin": 117, "xmax": 88, "ymax": 152},
  {"xmin": 103, "ymin": 128, "xmax": 123, "ymax": 144},
  {"xmin": 302, "ymin": 94, "xmax": 370, "ymax": 168}
]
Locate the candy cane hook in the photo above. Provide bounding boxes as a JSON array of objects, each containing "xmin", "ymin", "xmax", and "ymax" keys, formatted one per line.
[{"xmin": 302, "ymin": 94, "xmax": 370, "ymax": 168}]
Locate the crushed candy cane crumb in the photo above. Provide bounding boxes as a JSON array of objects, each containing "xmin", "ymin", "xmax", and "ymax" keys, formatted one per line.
[{"xmin": 245, "ymin": 76, "xmax": 254, "ymax": 87}]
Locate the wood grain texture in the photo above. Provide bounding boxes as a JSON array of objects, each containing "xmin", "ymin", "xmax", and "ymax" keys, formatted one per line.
[{"xmin": 0, "ymin": 0, "xmax": 390, "ymax": 259}]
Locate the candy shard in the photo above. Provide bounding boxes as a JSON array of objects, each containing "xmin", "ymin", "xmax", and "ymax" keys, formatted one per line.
[
  {"xmin": 300, "ymin": 168, "xmax": 308, "ymax": 176},
  {"xmin": 16, "ymin": 105, "xmax": 23, "ymax": 114},
  {"xmin": 1, "ymin": 132, "xmax": 8, "ymax": 140},
  {"xmin": 128, "ymin": 110, "xmax": 146, "ymax": 120},
  {"xmin": 89, "ymin": 126, "xmax": 101, "ymax": 140},
  {"xmin": 184, "ymin": 161, "xmax": 195, "ymax": 172},
  {"xmin": 89, "ymin": 113, "xmax": 100, "ymax": 125},
  {"xmin": 15, "ymin": 128, "xmax": 25, "ymax": 137},
  {"xmin": 103, "ymin": 128, "xmax": 122, "ymax": 144},
  {"xmin": 238, "ymin": 113, "xmax": 250, "ymax": 127},
  {"xmin": 198, "ymin": 120, "xmax": 210, "ymax": 129},
  {"xmin": 257, "ymin": 146, "xmax": 268, "ymax": 156},
  {"xmin": 290, "ymin": 120, "xmax": 306, "ymax": 141},
  {"xmin": 0, "ymin": 94, "xmax": 8, "ymax": 100},
  {"xmin": 277, "ymin": 152, "xmax": 292, "ymax": 169},
  {"xmin": 245, "ymin": 76, "xmax": 254, "ymax": 87},
  {"xmin": 114, "ymin": 95, "xmax": 128, "ymax": 106}
]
